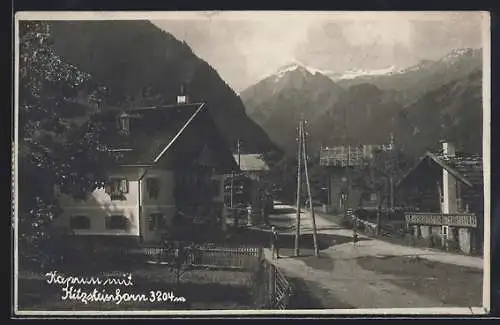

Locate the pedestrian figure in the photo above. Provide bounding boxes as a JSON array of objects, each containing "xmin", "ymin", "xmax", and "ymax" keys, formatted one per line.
[
  {"xmin": 352, "ymin": 213, "xmax": 359, "ymax": 245},
  {"xmin": 271, "ymin": 226, "xmax": 280, "ymax": 259},
  {"xmin": 247, "ymin": 204, "xmax": 253, "ymax": 226}
]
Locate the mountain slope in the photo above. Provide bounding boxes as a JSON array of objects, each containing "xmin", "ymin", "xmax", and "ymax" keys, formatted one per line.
[
  {"xmin": 47, "ymin": 20, "xmax": 278, "ymax": 154},
  {"xmin": 394, "ymin": 69, "xmax": 483, "ymax": 155},
  {"xmin": 315, "ymin": 83, "xmax": 404, "ymax": 148},
  {"xmin": 318, "ymin": 69, "xmax": 483, "ymax": 156},
  {"xmin": 242, "ymin": 49, "xmax": 482, "ymax": 157},
  {"xmin": 240, "ymin": 63, "xmax": 343, "ymax": 154},
  {"xmin": 336, "ymin": 48, "xmax": 482, "ymax": 105}
]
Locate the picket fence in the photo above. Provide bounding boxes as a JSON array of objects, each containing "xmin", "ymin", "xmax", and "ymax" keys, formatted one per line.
[
  {"xmin": 140, "ymin": 244, "xmax": 293, "ymax": 309},
  {"xmin": 141, "ymin": 244, "xmax": 262, "ymax": 270}
]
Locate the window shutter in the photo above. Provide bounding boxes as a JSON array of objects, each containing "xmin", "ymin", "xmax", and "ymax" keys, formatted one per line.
[
  {"xmin": 70, "ymin": 216, "xmax": 91, "ymax": 230},
  {"xmin": 155, "ymin": 179, "xmax": 160, "ymax": 198},
  {"xmin": 106, "ymin": 215, "xmax": 129, "ymax": 230},
  {"xmin": 147, "ymin": 178, "xmax": 160, "ymax": 199},
  {"xmin": 157, "ymin": 215, "xmax": 166, "ymax": 229},
  {"xmin": 148, "ymin": 214, "xmax": 155, "ymax": 231},
  {"xmin": 120, "ymin": 179, "xmax": 129, "ymax": 193}
]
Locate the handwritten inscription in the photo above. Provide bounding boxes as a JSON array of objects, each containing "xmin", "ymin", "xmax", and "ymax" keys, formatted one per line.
[
  {"xmin": 61, "ymin": 287, "xmax": 186, "ymax": 305},
  {"xmin": 45, "ymin": 271, "xmax": 186, "ymax": 305},
  {"xmin": 46, "ymin": 271, "xmax": 133, "ymax": 289}
]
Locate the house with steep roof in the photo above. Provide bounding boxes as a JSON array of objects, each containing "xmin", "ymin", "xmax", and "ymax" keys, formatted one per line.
[
  {"xmin": 54, "ymin": 91, "xmax": 239, "ymax": 244},
  {"xmin": 233, "ymin": 153, "xmax": 270, "ymax": 181},
  {"xmin": 395, "ymin": 141, "xmax": 484, "ymax": 255}
]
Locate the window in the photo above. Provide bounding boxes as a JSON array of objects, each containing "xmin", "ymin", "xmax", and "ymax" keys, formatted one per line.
[
  {"xmin": 70, "ymin": 216, "xmax": 91, "ymax": 230},
  {"xmin": 106, "ymin": 215, "xmax": 130, "ymax": 230},
  {"xmin": 105, "ymin": 178, "xmax": 129, "ymax": 200},
  {"xmin": 146, "ymin": 178, "xmax": 160, "ymax": 199},
  {"xmin": 148, "ymin": 213, "xmax": 165, "ymax": 231},
  {"xmin": 212, "ymin": 180, "xmax": 221, "ymax": 197},
  {"xmin": 118, "ymin": 113, "xmax": 130, "ymax": 135}
]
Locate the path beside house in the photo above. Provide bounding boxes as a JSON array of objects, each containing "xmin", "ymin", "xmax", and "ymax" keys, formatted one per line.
[{"xmin": 264, "ymin": 202, "xmax": 484, "ymax": 309}]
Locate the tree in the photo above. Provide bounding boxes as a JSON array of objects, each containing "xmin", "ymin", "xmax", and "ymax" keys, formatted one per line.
[
  {"xmin": 352, "ymin": 147, "xmax": 413, "ymax": 212},
  {"xmin": 18, "ymin": 22, "xmax": 116, "ymax": 269},
  {"xmin": 158, "ymin": 240, "xmax": 201, "ymax": 284},
  {"xmin": 261, "ymin": 151, "xmax": 298, "ymax": 203}
]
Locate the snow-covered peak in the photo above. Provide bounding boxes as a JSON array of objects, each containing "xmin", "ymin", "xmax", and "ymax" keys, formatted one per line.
[
  {"xmin": 273, "ymin": 60, "xmax": 324, "ymax": 79},
  {"xmin": 400, "ymin": 59, "xmax": 435, "ymax": 73},
  {"xmin": 255, "ymin": 47, "xmax": 480, "ymax": 86},
  {"xmin": 439, "ymin": 48, "xmax": 478, "ymax": 64},
  {"xmin": 329, "ymin": 66, "xmax": 403, "ymax": 81}
]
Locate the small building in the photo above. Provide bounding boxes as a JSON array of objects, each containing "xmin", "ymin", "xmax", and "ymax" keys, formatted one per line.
[
  {"xmin": 395, "ymin": 141, "xmax": 484, "ymax": 255},
  {"xmin": 233, "ymin": 153, "xmax": 270, "ymax": 181},
  {"xmin": 55, "ymin": 91, "xmax": 238, "ymax": 244},
  {"xmin": 319, "ymin": 141, "xmax": 393, "ymax": 211}
]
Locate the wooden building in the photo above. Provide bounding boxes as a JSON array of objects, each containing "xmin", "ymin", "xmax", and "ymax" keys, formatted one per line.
[
  {"xmin": 319, "ymin": 141, "xmax": 393, "ymax": 211},
  {"xmin": 395, "ymin": 141, "xmax": 484, "ymax": 255}
]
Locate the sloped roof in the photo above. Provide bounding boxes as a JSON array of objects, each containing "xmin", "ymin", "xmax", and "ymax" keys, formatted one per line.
[
  {"xmin": 430, "ymin": 152, "xmax": 483, "ymax": 187},
  {"xmin": 101, "ymin": 103, "xmax": 238, "ymax": 173},
  {"xmin": 233, "ymin": 153, "xmax": 270, "ymax": 172},
  {"xmin": 396, "ymin": 151, "xmax": 484, "ymax": 189}
]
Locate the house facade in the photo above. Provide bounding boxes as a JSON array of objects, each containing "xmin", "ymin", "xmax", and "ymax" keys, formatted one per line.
[
  {"xmin": 395, "ymin": 141, "xmax": 484, "ymax": 255},
  {"xmin": 55, "ymin": 95, "xmax": 238, "ymax": 244},
  {"xmin": 232, "ymin": 153, "xmax": 270, "ymax": 181},
  {"xmin": 319, "ymin": 141, "xmax": 393, "ymax": 211}
]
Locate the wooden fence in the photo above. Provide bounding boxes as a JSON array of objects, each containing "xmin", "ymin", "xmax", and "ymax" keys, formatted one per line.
[
  {"xmin": 269, "ymin": 261, "xmax": 293, "ymax": 309},
  {"xmin": 251, "ymin": 258, "xmax": 294, "ymax": 310},
  {"xmin": 140, "ymin": 244, "xmax": 293, "ymax": 309},
  {"xmin": 52, "ymin": 238, "xmax": 295, "ymax": 309},
  {"xmin": 141, "ymin": 245, "xmax": 262, "ymax": 270}
]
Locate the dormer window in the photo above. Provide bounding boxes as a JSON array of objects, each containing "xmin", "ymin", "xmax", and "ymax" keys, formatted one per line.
[
  {"xmin": 177, "ymin": 83, "xmax": 189, "ymax": 104},
  {"xmin": 118, "ymin": 112, "xmax": 130, "ymax": 135}
]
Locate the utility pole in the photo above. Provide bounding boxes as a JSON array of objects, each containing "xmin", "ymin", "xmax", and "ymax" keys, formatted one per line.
[
  {"xmin": 237, "ymin": 139, "xmax": 241, "ymax": 168},
  {"xmin": 389, "ymin": 132, "xmax": 395, "ymax": 209},
  {"xmin": 344, "ymin": 101, "xmax": 351, "ymax": 214},
  {"xmin": 294, "ymin": 120, "xmax": 303, "ymax": 257},
  {"xmin": 344, "ymin": 97, "xmax": 356, "ymax": 237},
  {"xmin": 302, "ymin": 120, "xmax": 320, "ymax": 257},
  {"xmin": 230, "ymin": 139, "xmax": 241, "ymax": 209}
]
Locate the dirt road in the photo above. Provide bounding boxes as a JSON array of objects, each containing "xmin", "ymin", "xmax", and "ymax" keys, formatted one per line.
[{"xmin": 265, "ymin": 202, "xmax": 484, "ymax": 310}]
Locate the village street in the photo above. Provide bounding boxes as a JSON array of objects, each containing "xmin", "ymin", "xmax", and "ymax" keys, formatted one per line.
[{"xmin": 263, "ymin": 202, "xmax": 484, "ymax": 310}]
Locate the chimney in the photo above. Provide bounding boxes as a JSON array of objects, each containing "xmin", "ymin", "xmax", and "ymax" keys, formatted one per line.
[
  {"xmin": 177, "ymin": 83, "xmax": 189, "ymax": 104},
  {"xmin": 441, "ymin": 141, "xmax": 457, "ymax": 214},
  {"xmin": 441, "ymin": 141, "xmax": 455, "ymax": 157}
]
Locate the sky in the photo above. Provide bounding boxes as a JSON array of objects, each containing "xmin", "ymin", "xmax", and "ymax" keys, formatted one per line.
[{"xmin": 151, "ymin": 11, "xmax": 486, "ymax": 92}]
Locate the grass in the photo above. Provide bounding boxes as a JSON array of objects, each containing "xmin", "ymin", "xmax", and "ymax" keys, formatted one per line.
[
  {"xmin": 356, "ymin": 255, "xmax": 483, "ymax": 307},
  {"xmin": 287, "ymin": 276, "xmax": 354, "ymax": 309},
  {"xmin": 17, "ymin": 264, "xmax": 256, "ymax": 311}
]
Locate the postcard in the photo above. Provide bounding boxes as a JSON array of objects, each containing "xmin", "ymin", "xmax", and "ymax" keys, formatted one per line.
[{"xmin": 12, "ymin": 11, "xmax": 491, "ymax": 316}]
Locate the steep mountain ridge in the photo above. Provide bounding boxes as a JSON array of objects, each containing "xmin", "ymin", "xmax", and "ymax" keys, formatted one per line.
[
  {"xmin": 336, "ymin": 48, "xmax": 482, "ymax": 103},
  {"xmin": 241, "ymin": 48, "xmax": 483, "ymax": 157},
  {"xmin": 241, "ymin": 63, "xmax": 343, "ymax": 153},
  {"xmin": 48, "ymin": 20, "xmax": 278, "ymax": 154}
]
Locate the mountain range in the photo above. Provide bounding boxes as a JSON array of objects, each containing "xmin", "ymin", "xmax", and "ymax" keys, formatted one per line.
[
  {"xmin": 240, "ymin": 48, "xmax": 483, "ymax": 157},
  {"xmin": 47, "ymin": 20, "xmax": 278, "ymax": 155}
]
